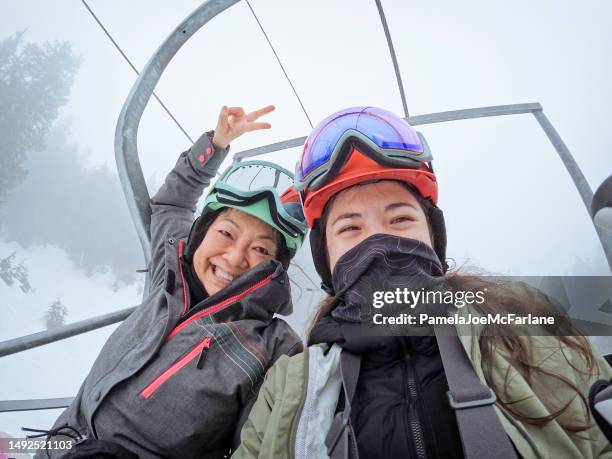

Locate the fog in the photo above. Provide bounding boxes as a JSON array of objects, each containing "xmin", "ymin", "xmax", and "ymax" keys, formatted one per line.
[{"xmin": 1, "ymin": 0, "xmax": 611, "ymax": 439}]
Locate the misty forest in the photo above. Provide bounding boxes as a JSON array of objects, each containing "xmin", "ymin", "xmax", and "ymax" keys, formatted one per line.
[{"xmin": 1, "ymin": 32, "xmax": 145, "ymax": 332}]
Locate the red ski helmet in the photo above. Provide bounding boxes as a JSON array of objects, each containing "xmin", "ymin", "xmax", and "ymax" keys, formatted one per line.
[{"xmin": 296, "ymin": 107, "xmax": 448, "ymax": 291}]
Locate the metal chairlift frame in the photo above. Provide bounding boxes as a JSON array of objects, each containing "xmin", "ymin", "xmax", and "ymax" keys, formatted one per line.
[{"xmin": 1, "ymin": 0, "xmax": 611, "ymax": 413}]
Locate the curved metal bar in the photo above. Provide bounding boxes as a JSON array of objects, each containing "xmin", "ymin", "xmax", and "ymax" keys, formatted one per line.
[
  {"xmin": 374, "ymin": 0, "xmax": 409, "ymax": 119},
  {"xmin": 114, "ymin": 0, "xmax": 241, "ymax": 266},
  {"xmin": 532, "ymin": 110, "xmax": 612, "ymax": 270},
  {"xmin": 0, "ymin": 306, "xmax": 137, "ymax": 357}
]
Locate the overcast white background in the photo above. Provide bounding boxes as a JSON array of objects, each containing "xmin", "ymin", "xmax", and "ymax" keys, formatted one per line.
[{"xmin": 1, "ymin": 0, "xmax": 611, "ymax": 440}]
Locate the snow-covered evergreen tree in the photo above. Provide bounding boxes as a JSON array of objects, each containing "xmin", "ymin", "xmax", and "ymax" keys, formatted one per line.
[
  {"xmin": 43, "ymin": 297, "xmax": 68, "ymax": 329},
  {"xmin": 0, "ymin": 251, "xmax": 32, "ymax": 293}
]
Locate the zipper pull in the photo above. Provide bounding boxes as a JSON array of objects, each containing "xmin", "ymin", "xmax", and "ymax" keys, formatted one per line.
[
  {"xmin": 196, "ymin": 348, "xmax": 207, "ymax": 369},
  {"xmin": 196, "ymin": 338, "xmax": 212, "ymax": 369}
]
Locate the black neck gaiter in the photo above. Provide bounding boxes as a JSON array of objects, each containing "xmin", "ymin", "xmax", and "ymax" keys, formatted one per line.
[{"xmin": 331, "ymin": 234, "xmax": 445, "ymax": 323}]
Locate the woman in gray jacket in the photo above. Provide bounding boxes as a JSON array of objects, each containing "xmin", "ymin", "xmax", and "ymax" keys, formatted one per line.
[{"xmin": 32, "ymin": 105, "xmax": 308, "ymax": 459}]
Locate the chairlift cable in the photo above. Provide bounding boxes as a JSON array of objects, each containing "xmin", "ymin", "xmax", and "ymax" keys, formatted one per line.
[
  {"xmin": 80, "ymin": 0, "xmax": 194, "ymax": 144},
  {"xmin": 245, "ymin": 0, "xmax": 313, "ymax": 129},
  {"xmin": 289, "ymin": 277, "xmax": 304, "ymax": 302},
  {"xmin": 374, "ymin": 0, "xmax": 409, "ymax": 119},
  {"xmin": 289, "ymin": 260, "xmax": 319, "ymax": 289}
]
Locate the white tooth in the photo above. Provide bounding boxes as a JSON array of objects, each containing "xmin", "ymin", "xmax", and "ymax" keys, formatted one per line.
[{"xmin": 216, "ymin": 267, "xmax": 234, "ymax": 281}]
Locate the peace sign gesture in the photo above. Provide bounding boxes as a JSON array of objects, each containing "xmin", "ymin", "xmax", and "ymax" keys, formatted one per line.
[{"xmin": 212, "ymin": 105, "xmax": 275, "ymax": 149}]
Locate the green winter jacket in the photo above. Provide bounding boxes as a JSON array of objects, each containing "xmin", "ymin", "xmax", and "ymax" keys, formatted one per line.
[{"xmin": 232, "ymin": 330, "xmax": 612, "ymax": 459}]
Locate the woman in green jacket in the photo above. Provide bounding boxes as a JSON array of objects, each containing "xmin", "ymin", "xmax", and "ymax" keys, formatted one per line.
[{"xmin": 232, "ymin": 106, "xmax": 612, "ymax": 459}]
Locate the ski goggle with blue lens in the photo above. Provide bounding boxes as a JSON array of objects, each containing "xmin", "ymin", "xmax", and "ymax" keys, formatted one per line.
[
  {"xmin": 295, "ymin": 106, "xmax": 434, "ymax": 192},
  {"xmin": 204, "ymin": 160, "xmax": 308, "ymax": 252}
]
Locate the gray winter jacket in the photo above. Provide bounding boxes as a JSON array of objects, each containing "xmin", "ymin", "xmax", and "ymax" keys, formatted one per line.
[{"xmin": 37, "ymin": 132, "xmax": 303, "ymax": 459}]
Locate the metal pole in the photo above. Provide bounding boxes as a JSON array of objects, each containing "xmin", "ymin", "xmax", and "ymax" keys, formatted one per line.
[
  {"xmin": 0, "ymin": 397, "xmax": 74, "ymax": 413},
  {"xmin": 234, "ymin": 135, "xmax": 307, "ymax": 161},
  {"xmin": 0, "ymin": 306, "xmax": 136, "ymax": 357},
  {"xmin": 234, "ymin": 103, "xmax": 542, "ymax": 159},
  {"xmin": 374, "ymin": 0, "xmax": 409, "ymax": 119},
  {"xmin": 532, "ymin": 110, "xmax": 612, "ymax": 270}
]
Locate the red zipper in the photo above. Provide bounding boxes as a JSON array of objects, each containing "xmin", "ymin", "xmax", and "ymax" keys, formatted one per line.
[
  {"xmin": 143, "ymin": 242, "xmax": 272, "ymax": 399},
  {"xmin": 140, "ymin": 337, "xmax": 212, "ymax": 399},
  {"xmin": 178, "ymin": 239, "xmax": 189, "ymax": 317},
  {"xmin": 167, "ymin": 273, "xmax": 274, "ymax": 341}
]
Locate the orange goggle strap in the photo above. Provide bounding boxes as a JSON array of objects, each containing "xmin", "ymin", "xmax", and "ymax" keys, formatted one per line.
[{"xmin": 280, "ymin": 186, "xmax": 301, "ymax": 204}]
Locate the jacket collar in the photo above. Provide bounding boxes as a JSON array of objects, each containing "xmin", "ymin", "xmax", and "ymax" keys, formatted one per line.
[{"xmin": 179, "ymin": 251, "xmax": 293, "ymax": 324}]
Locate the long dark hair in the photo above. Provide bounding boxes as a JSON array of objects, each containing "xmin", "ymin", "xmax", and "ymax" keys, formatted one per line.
[
  {"xmin": 308, "ymin": 183, "xmax": 598, "ymax": 433},
  {"xmin": 449, "ymin": 271, "xmax": 597, "ymax": 433}
]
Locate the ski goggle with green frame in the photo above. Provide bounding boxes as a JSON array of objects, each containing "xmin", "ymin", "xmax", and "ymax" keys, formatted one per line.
[{"xmin": 203, "ymin": 160, "xmax": 308, "ymax": 254}]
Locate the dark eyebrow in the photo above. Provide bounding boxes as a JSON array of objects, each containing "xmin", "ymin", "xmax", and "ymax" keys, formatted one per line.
[
  {"xmin": 219, "ymin": 216, "xmax": 241, "ymax": 230},
  {"xmin": 221, "ymin": 216, "xmax": 277, "ymax": 245},
  {"xmin": 385, "ymin": 202, "xmax": 418, "ymax": 212},
  {"xmin": 256, "ymin": 234, "xmax": 276, "ymax": 243},
  {"xmin": 221, "ymin": 216, "xmax": 276, "ymax": 242},
  {"xmin": 331, "ymin": 212, "xmax": 362, "ymax": 226}
]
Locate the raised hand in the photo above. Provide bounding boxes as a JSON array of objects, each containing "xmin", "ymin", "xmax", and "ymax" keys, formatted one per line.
[{"xmin": 212, "ymin": 105, "xmax": 275, "ymax": 149}]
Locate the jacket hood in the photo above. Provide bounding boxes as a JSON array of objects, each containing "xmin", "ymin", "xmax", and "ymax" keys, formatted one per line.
[{"xmin": 183, "ymin": 207, "xmax": 222, "ymax": 264}]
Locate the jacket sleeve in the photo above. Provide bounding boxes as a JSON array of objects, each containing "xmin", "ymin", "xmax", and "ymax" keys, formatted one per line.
[
  {"xmin": 148, "ymin": 131, "xmax": 229, "ymax": 287},
  {"xmin": 231, "ymin": 355, "xmax": 291, "ymax": 459}
]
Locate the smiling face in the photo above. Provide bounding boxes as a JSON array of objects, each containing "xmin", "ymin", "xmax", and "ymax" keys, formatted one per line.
[
  {"xmin": 325, "ymin": 181, "xmax": 433, "ymax": 273},
  {"xmin": 193, "ymin": 208, "xmax": 280, "ymax": 296}
]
